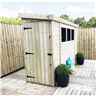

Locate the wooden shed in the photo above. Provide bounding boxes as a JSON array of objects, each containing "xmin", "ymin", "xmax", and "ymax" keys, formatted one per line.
[{"xmin": 20, "ymin": 13, "xmax": 78, "ymax": 86}]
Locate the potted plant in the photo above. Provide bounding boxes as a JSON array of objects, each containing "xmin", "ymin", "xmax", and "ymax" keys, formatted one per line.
[
  {"xmin": 55, "ymin": 64, "xmax": 72, "ymax": 87},
  {"xmin": 76, "ymin": 52, "xmax": 84, "ymax": 65}
]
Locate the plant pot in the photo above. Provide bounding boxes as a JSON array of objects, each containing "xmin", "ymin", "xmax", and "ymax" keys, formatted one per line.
[
  {"xmin": 79, "ymin": 58, "xmax": 84, "ymax": 65},
  {"xmin": 76, "ymin": 57, "xmax": 84, "ymax": 65},
  {"xmin": 76, "ymin": 53, "xmax": 84, "ymax": 65},
  {"xmin": 55, "ymin": 64, "xmax": 71, "ymax": 87},
  {"xmin": 55, "ymin": 72, "xmax": 69, "ymax": 87},
  {"xmin": 57, "ymin": 75, "xmax": 69, "ymax": 87}
]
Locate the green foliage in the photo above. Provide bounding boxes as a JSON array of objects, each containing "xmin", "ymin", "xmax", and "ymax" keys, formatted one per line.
[
  {"xmin": 55, "ymin": 64, "xmax": 72, "ymax": 76},
  {"xmin": 74, "ymin": 17, "xmax": 88, "ymax": 27},
  {"xmin": 74, "ymin": 17, "xmax": 84, "ymax": 24},
  {"xmin": 0, "ymin": 17, "xmax": 22, "ymax": 25},
  {"xmin": 87, "ymin": 17, "xmax": 96, "ymax": 27},
  {"xmin": 60, "ymin": 14, "xmax": 74, "ymax": 22},
  {"xmin": 60, "ymin": 14, "xmax": 96, "ymax": 27},
  {"xmin": 74, "ymin": 16, "xmax": 96, "ymax": 28},
  {"xmin": 60, "ymin": 15, "xmax": 69, "ymax": 20}
]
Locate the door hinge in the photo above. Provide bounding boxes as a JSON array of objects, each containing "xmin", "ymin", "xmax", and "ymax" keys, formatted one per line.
[
  {"xmin": 48, "ymin": 53, "xmax": 52, "ymax": 56},
  {"xmin": 25, "ymin": 52, "xmax": 34, "ymax": 55},
  {"xmin": 24, "ymin": 27, "xmax": 32, "ymax": 30},
  {"xmin": 27, "ymin": 75, "xmax": 35, "ymax": 78}
]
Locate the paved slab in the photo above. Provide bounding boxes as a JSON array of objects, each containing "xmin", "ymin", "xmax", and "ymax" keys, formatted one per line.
[
  {"xmin": 0, "ymin": 60, "xmax": 96, "ymax": 95},
  {"xmin": 0, "ymin": 69, "xmax": 56, "ymax": 95},
  {"xmin": 53, "ymin": 60, "xmax": 96, "ymax": 95}
]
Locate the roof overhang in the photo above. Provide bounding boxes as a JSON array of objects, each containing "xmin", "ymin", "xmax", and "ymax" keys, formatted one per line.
[{"xmin": 19, "ymin": 13, "xmax": 78, "ymax": 28}]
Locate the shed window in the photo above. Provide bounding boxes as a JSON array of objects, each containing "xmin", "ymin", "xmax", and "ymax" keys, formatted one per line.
[
  {"xmin": 72, "ymin": 29, "xmax": 74, "ymax": 40},
  {"xmin": 61, "ymin": 28, "xmax": 75, "ymax": 42},
  {"xmin": 61, "ymin": 28, "xmax": 66, "ymax": 42},
  {"xmin": 67, "ymin": 28, "xmax": 70, "ymax": 41}
]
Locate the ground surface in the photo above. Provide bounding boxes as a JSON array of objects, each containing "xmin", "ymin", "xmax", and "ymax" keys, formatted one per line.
[{"xmin": 0, "ymin": 60, "xmax": 96, "ymax": 95}]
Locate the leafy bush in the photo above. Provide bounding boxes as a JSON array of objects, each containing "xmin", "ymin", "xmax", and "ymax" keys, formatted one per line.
[
  {"xmin": 0, "ymin": 17, "xmax": 22, "ymax": 25},
  {"xmin": 76, "ymin": 52, "xmax": 84, "ymax": 65},
  {"xmin": 55, "ymin": 64, "xmax": 72, "ymax": 87},
  {"xmin": 55, "ymin": 64, "xmax": 72, "ymax": 76}
]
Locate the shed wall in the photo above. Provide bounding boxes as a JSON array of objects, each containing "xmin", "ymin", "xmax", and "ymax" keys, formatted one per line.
[
  {"xmin": 23, "ymin": 19, "xmax": 77, "ymax": 86},
  {"xmin": 51, "ymin": 21, "xmax": 60, "ymax": 69},
  {"xmin": 52, "ymin": 21, "xmax": 77, "ymax": 68},
  {"xmin": 60, "ymin": 24, "xmax": 76, "ymax": 64}
]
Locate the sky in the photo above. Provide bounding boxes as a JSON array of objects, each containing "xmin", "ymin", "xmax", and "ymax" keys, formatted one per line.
[{"xmin": 0, "ymin": 0, "xmax": 96, "ymax": 20}]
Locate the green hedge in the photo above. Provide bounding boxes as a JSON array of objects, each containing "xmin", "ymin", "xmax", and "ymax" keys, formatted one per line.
[{"xmin": 0, "ymin": 17, "xmax": 22, "ymax": 25}]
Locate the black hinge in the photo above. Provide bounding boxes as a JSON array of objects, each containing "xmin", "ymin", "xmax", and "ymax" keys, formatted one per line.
[
  {"xmin": 25, "ymin": 52, "xmax": 34, "ymax": 55},
  {"xmin": 27, "ymin": 75, "xmax": 35, "ymax": 78},
  {"xmin": 48, "ymin": 53, "xmax": 52, "ymax": 56},
  {"xmin": 24, "ymin": 27, "xmax": 32, "ymax": 30}
]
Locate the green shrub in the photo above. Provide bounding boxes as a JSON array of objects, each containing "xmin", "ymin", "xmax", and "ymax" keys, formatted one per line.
[
  {"xmin": 76, "ymin": 52, "xmax": 84, "ymax": 65},
  {"xmin": 55, "ymin": 64, "xmax": 72, "ymax": 76},
  {"xmin": 0, "ymin": 17, "xmax": 22, "ymax": 25},
  {"xmin": 55, "ymin": 64, "xmax": 72, "ymax": 87}
]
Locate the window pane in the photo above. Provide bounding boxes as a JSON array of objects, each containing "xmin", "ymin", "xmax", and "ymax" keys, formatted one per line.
[
  {"xmin": 61, "ymin": 28, "xmax": 66, "ymax": 42},
  {"xmin": 67, "ymin": 28, "xmax": 70, "ymax": 41},
  {"xmin": 72, "ymin": 29, "xmax": 74, "ymax": 40}
]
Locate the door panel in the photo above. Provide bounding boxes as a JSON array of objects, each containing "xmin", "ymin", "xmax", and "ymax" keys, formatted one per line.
[{"xmin": 24, "ymin": 21, "xmax": 53, "ymax": 85}]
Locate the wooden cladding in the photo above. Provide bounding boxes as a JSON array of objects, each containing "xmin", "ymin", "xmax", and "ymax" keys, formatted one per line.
[
  {"xmin": 24, "ymin": 21, "xmax": 54, "ymax": 86},
  {"xmin": 0, "ymin": 24, "xmax": 24, "ymax": 77},
  {"xmin": 78, "ymin": 28, "xmax": 96, "ymax": 60}
]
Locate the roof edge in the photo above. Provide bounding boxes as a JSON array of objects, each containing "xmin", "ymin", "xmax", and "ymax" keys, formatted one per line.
[{"xmin": 18, "ymin": 13, "xmax": 78, "ymax": 28}]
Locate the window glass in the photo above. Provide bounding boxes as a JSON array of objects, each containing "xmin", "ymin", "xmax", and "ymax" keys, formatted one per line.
[
  {"xmin": 72, "ymin": 29, "xmax": 74, "ymax": 40},
  {"xmin": 61, "ymin": 28, "xmax": 66, "ymax": 42},
  {"xmin": 67, "ymin": 28, "xmax": 70, "ymax": 41}
]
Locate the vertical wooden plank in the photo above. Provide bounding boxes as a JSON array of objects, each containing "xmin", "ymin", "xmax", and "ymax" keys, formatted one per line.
[
  {"xmin": 49, "ymin": 22, "xmax": 54, "ymax": 86},
  {"xmin": 39, "ymin": 22, "xmax": 45, "ymax": 84},
  {"xmin": 4, "ymin": 24, "xmax": 9, "ymax": 74},
  {"xmin": 91, "ymin": 28, "xmax": 93, "ymax": 59},
  {"xmin": 86, "ymin": 28, "xmax": 88, "ymax": 59},
  {"xmin": 36, "ymin": 22, "xmax": 42, "ymax": 84},
  {"xmin": 31, "ymin": 23, "xmax": 36, "ymax": 82},
  {"xmin": 45, "ymin": 21, "xmax": 49, "ymax": 84},
  {"xmin": 28, "ymin": 25, "xmax": 33, "ymax": 82},
  {"xmin": 42, "ymin": 22, "xmax": 47, "ymax": 84},
  {"xmin": 12, "ymin": 25, "xmax": 15, "ymax": 57},
  {"xmin": 94, "ymin": 28, "xmax": 96, "ymax": 59},
  {"xmin": 9, "ymin": 24, "xmax": 12, "ymax": 72},
  {"xmin": 0, "ymin": 23, "xmax": 2, "ymax": 77},
  {"xmin": 24, "ymin": 23, "xmax": 32, "ymax": 82}
]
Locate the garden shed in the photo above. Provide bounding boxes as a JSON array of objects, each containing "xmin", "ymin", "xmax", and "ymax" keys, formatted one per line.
[{"xmin": 20, "ymin": 13, "xmax": 78, "ymax": 86}]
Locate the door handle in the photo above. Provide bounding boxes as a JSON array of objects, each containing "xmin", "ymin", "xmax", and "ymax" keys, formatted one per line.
[{"xmin": 25, "ymin": 52, "xmax": 34, "ymax": 55}]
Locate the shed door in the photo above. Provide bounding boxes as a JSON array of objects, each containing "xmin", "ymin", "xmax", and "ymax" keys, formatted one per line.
[
  {"xmin": 24, "ymin": 22, "xmax": 53, "ymax": 85},
  {"xmin": 24, "ymin": 23, "xmax": 36, "ymax": 82}
]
